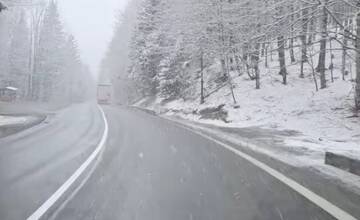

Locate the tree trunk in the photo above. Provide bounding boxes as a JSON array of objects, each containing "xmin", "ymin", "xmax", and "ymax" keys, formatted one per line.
[
  {"xmin": 317, "ymin": 1, "xmax": 328, "ymax": 89},
  {"xmin": 342, "ymin": 20, "xmax": 349, "ymax": 81},
  {"xmin": 308, "ymin": 5, "xmax": 317, "ymax": 45},
  {"xmin": 308, "ymin": 20, "xmax": 314, "ymax": 45},
  {"xmin": 300, "ymin": 7, "xmax": 308, "ymax": 78},
  {"xmin": 278, "ymin": 36, "xmax": 287, "ymax": 85},
  {"xmin": 265, "ymin": 43, "xmax": 268, "ymax": 68},
  {"xmin": 261, "ymin": 43, "xmax": 265, "ymax": 57},
  {"xmin": 28, "ymin": 22, "xmax": 34, "ymax": 99},
  {"xmin": 329, "ymin": 37, "xmax": 334, "ymax": 83},
  {"xmin": 234, "ymin": 52, "xmax": 242, "ymax": 76},
  {"xmin": 254, "ymin": 43, "xmax": 260, "ymax": 89},
  {"xmin": 225, "ymin": 55, "xmax": 237, "ymax": 104},
  {"xmin": 276, "ymin": 1, "xmax": 287, "ymax": 85},
  {"xmin": 221, "ymin": 58, "xmax": 227, "ymax": 78},
  {"xmin": 289, "ymin": 38, "xmax": 295, "ymax": 63},
  {"xmin": 289, "ymin": 4, "xmax": 295, "ymax": 63},
  {"xmin": 200, "ymin": 51, "xmax": 205, "ymax": 104},
  {"xmin": 355, "ymin": 10, "xmax": 360, "ymax": 110}
]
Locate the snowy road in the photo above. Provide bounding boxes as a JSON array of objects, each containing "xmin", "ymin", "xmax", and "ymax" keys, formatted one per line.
[
  {"xmin": 53, "ymin": 106, "xmax": 359, "ymax": 220},
  {"xmin": 1, "ymin": 104, "xmax": 360, "ymax": 220},
  {"xmin": 0, "ymin": 103, "xmax": 104, "ymax": 220}
]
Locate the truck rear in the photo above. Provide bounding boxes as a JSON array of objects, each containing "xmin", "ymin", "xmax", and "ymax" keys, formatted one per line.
[{"xmin": 97, "ymin": 84, "xmax": 112, "ymax": 105}]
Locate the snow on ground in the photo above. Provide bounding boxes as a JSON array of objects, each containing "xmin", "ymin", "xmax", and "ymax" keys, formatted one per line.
[
  {"xmin": 0, "ymin": 101, "xmax": 67, "ymax": 127},
  {"xmin": 136, "ymin": 39, "xmax": 360, "ymax": 185},
  {"xmin": 0, "ymin": 115, "xmax": 33, "ymax": 126},
  {"xmin": 0, "ymin": 101, "xmax": 68, "ymax": 115},
  {"xmin": 160, "ymin": 71, "xmax": 360, "ymax": 161}
]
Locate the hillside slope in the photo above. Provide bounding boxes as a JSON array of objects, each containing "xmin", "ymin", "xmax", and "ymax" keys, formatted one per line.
[{"xmin": 137, "ymin": 40, "xmax": 360, "ymax": 163}]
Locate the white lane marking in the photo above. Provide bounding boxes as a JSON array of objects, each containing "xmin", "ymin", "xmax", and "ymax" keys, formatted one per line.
[
  {"xmin": 48, "ymin": 145, "xmax": 105, "ymax": 220},
  {"xmin": 175, "ymin": 123, "xmax": 358, "ymax": 220},
  {"xmin": 27, "ymin": 105, "xmax": 109, "ymax": 220}
]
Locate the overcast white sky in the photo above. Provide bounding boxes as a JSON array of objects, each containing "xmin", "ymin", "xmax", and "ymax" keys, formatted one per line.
[{"xmin": 59, "ymin": 0, "xmax": 129, "ymax": 76}]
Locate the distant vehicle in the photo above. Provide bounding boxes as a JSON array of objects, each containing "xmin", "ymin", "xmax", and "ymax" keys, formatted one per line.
[{"xmin": 97, "ymin": 83, "xmax": 112, "ymax": 105}]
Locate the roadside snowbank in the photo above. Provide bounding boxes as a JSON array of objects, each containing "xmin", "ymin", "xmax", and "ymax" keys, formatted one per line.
[
  {"xmin": 0, "ymin": 115, "xmax": 34, "ymax": 126},
  {"xmin": 141, "ymin": 66, "xmax": 360, "ymax": 159}
]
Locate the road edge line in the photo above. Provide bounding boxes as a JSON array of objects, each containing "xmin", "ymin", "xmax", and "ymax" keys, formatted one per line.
[
  {"xmin": 165, "ymin": 117, "xmax": 358, "ymax": 220},
  {"xmin": 27, "ymin": 105, "xmax": 109, "ymax": 220}
]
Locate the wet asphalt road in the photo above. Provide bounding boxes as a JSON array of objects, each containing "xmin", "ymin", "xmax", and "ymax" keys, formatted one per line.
[
  {"xmin": 1, "ymin": 103, "xmax": 359, "ymax": 220},
  {"xmin": 54, "ymin": 106, "xmax": 335, "ymax": 220},
  {"xmin": 0, "ymin": 103, "xmax": 104, "ymax": 220}
]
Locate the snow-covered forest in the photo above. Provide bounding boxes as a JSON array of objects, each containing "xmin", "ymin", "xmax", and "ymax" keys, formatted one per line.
[
  {"xmin": 100, "ymin": 0, "xmax": 360, "ymax": 158},
  {"xmin": 0, "ymin": 0, "xmax": 93, "ymax": 104},
  {"xmin": 103, "ymin": 0, "xmax": 360, "ymax": 107}
]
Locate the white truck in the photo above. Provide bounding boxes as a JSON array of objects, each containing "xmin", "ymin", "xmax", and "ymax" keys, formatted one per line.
[{"xmin": 97, "ymin": 83, "xmax": 113, "ymax": 105}]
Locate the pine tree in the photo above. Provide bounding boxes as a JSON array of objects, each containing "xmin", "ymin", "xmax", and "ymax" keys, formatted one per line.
[
  {"xmin": 29, "ymin": 0, "xmax": 47, "ymax": 100},
  {"xmin": 128, "ymin": 0, "xmax": 164, "ymax": 97},
  {"xmin": 34, "ymin": 0, "xmax": 65, "ymax": 102},
  {"xmin": 9, "ymin": 11, "xmax": 30, "ymax": 98},
  {"xmin": 0, "ymin": 7, "xmax": 18, "ymax": 87},
  {"xmin": 157, "ymin": 37, "xmax": 190, "ymax": 100},
  {"xmin": 100, "ymin": 0, "xmax": 141, "ymax": 103},
  {"xmin": 60, "ymin": 35, "xmax": 82, "ymax": 103}
]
